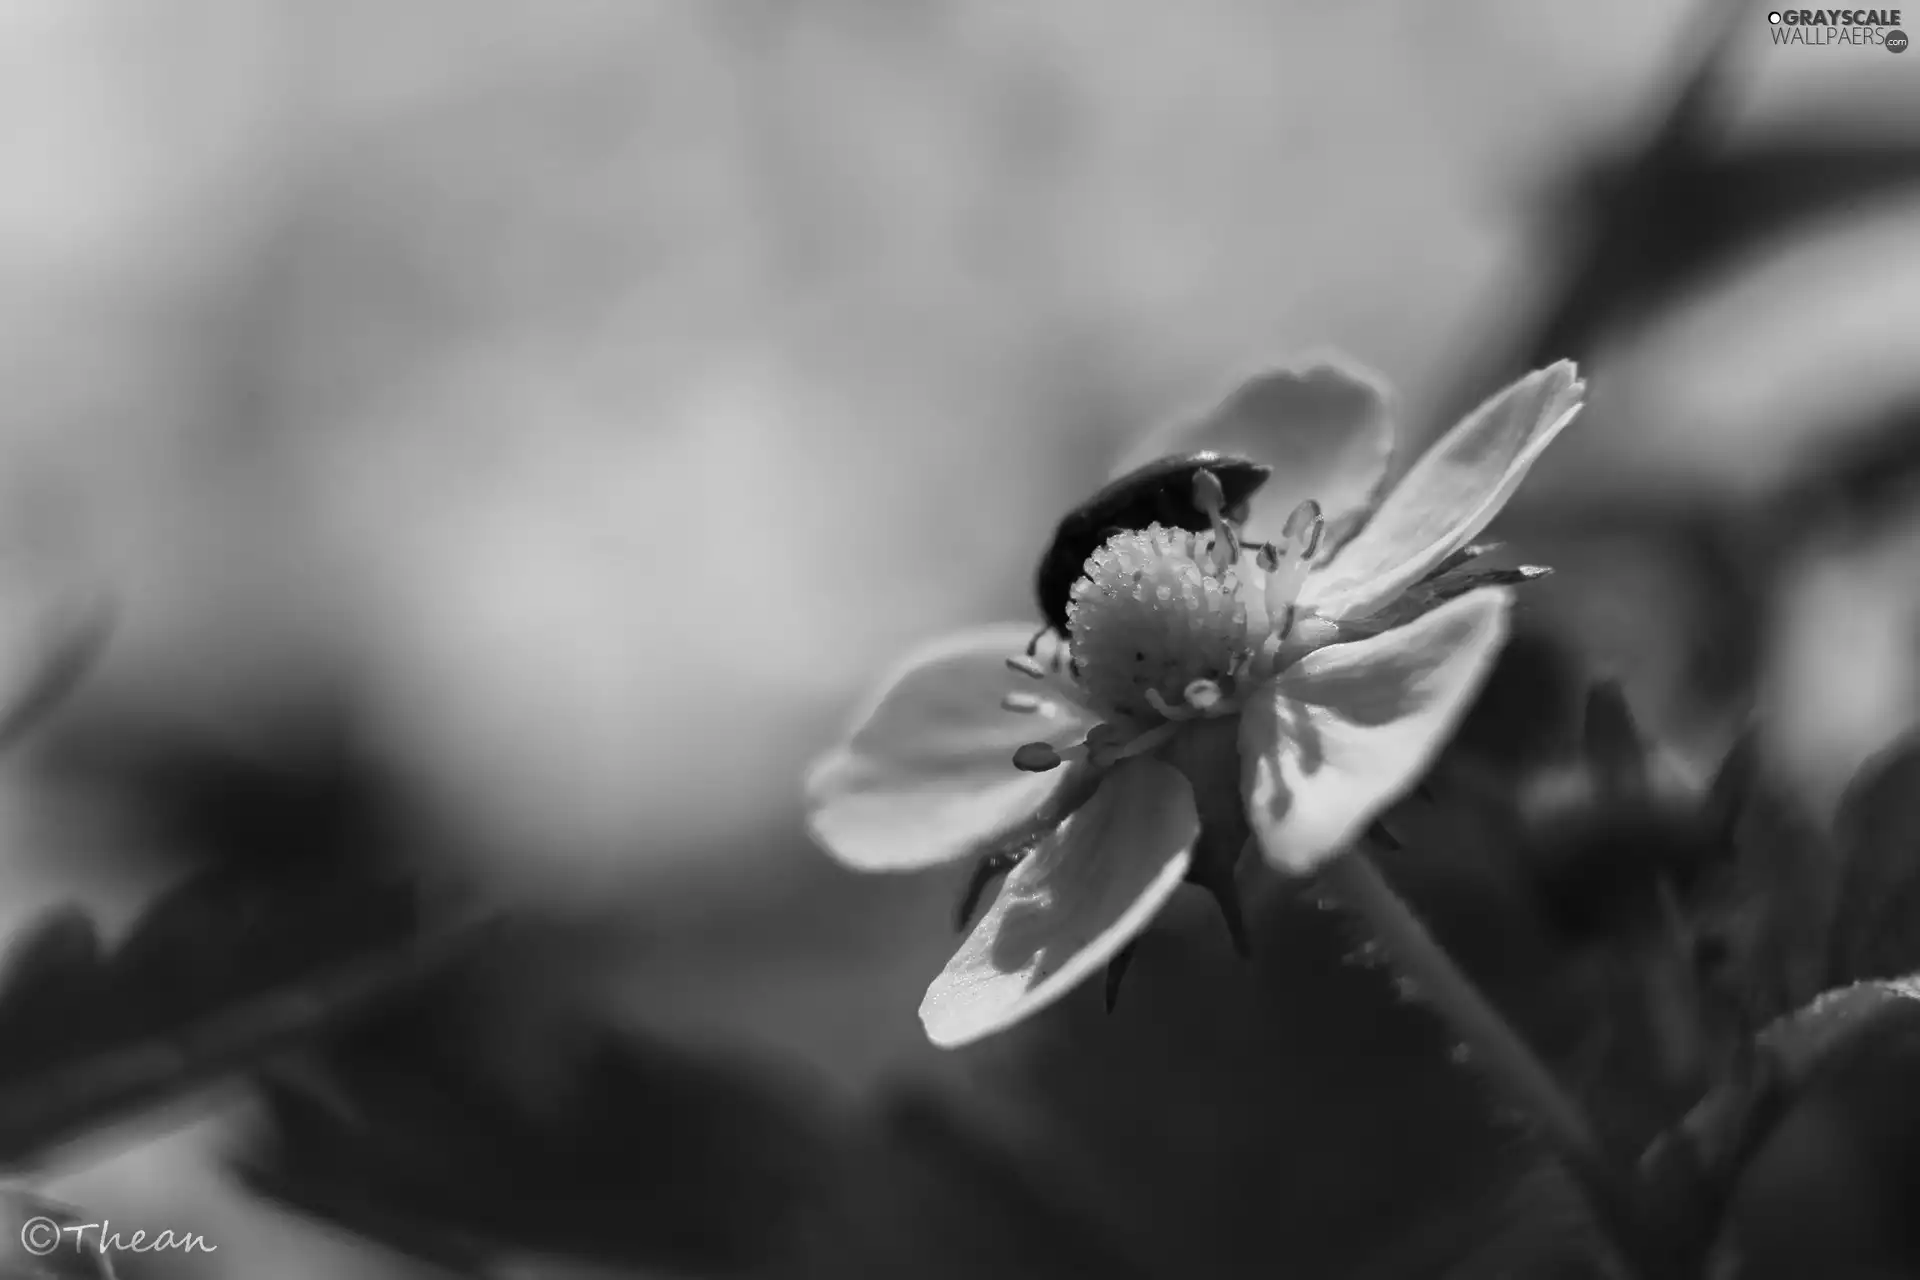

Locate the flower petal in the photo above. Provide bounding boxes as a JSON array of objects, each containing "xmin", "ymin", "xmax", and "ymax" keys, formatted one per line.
[
  {"xmin": 1302, "ymin": 363, "xmax": 1584, "ymax": 621},
  {"xmin": 804, "ymin": 624, "xmax": 1099, "ymax": 872},
  {"xmin": 1118, "ymin": 354, "xmax": 1395, "ymax": 551},
  {"xmin": 1242, "ymin": 588, "xmax": 1512, "ymax": 875},
  {"xmin": 919, "ymin": 756, "xmax": 1198, "ymax": 1047}
]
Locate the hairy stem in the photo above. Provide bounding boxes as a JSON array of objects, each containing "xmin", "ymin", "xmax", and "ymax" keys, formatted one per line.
[{"xmin": 1319, "ymin": 849, "xmax": 1681, "ymax": 1278}]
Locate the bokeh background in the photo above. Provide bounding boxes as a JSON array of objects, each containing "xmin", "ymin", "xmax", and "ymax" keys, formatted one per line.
[{"xmin": 0, "ymin": 1, "xmax": 1915, "ymax": 1277}]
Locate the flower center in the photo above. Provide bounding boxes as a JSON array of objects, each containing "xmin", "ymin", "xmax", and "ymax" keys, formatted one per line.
[
  {"xmin": 1065, "ymin": 524, "xmax": 1256, "ymax": 724},
  {"xmin": 1003, "ymin": 478, "xmax": 1330, "ymax": 779}
]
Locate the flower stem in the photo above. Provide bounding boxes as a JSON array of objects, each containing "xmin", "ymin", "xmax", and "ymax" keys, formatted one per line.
[
  {"xmin": 1320, "ymin": 850, "xmax": 1597, "ymax": 1157},
  {"xmin": 1318, "ymin": 849, "xmax": 1677, "ymax": 1277}
]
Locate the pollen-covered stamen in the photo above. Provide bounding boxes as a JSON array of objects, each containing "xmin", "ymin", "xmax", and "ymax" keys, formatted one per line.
[
  {"xmin": 1001, "ymin": 691, "xmax": 1044, "ymax": 713},
  {"xmin": 1005, "ymin": 653, "xmax": 1047, "ymax": 679},
  {"xmin": 1065, "ymin": 524, "xmax": 1260, "ymax": 724}
]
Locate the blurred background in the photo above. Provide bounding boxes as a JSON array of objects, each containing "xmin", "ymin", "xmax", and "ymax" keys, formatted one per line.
[{"xmin": 0, "ymin": 1, "xmax": 1915, "ymax": 1277}]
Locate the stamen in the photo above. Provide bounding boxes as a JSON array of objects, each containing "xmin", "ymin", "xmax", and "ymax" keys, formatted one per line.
[
  {"xmin": 1262, "ymin": 498, "xmax": 1325, "ymax": 631},
  {"xmin": 1192, "ymin": 467, "xmax": 1240, "ymax": 574},
  {"xmin": 1190, "ymin": 467, "xmax": 1227, "ymax": 515},
  {"xmin": 1183, "ymin": 678, "xmax": 1223, "ymax": 711},
  {"xmin": 1263, "ymin": 564, "xmax": 1296, "ymax": 628},
  {"xmin": 1001, "ymin": 691, "xmax": 1044, "ymax": 713},
  {"xmin": 1299, "ymin": 515, "xmax": 1324, "ymax": 561},
  {"xmin": 1013, "ymin": 742, "xmax": 1064, "ymax": 772},
  {"xmin": 1005, "ymin": 653, "xmax": 1047, "ymax": 679},
  {"xmin": 1087, "ymin": 720, "xmax": 1179, "ymax": 767},
  {"xmin": 1014, "ymin": 716, "xmax": 1183, "ymax": 778},
  {"xmin": 1281, "ymin": 498, "xmax": 1322, "ymax": 543},
  {"xmin": 1084, "ymin": 723, "xmax": 1131, "ymax": 757},
  {"xmin": 1206, "ymin": 528, "xmax": 1239, "ymax": 576},
  {"xmin": 1143, "ymin": 688, "xmax": 1190, "ymax": 720}
]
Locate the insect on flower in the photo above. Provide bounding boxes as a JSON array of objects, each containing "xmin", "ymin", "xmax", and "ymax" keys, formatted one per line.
[
  {"xmin": 1030, "ymin": 453, "xmax": 1273, "ymax": 642},
  {"xmin": 805, "ymin": 354, "xmax": 1585, "ymax": 1047}
]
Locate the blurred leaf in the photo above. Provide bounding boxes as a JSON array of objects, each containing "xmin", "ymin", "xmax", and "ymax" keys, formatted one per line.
[
  {"xmin": 1829, "ymin": 732, "xmax": 1920, "ymax": 985},
  {"xmin": 235, "ymin": 955, "xmax": 838, "ymax": 1277},
  {"xmin": 1437, "ymin": 0, "xmax": 1747, "ymax": 431},
  {"xmin": 38, "ymin": 697, "xmax": 400, "ymax": 874},
  {"xmin": 1540, "ymin": 139, "xmax": 1920, "ymax": 369},
  {"xmin": 0, "ymin": 596, "xmax": 111, "ymax": 757},
  {"xmin": 1442, "ymin": 0, "xmax": 1920, "ymax": 551},
  {"xmin": 1706, "ymin": 748, "xmax": 1834, "ymax": 1035},
  {"xmin": 1448, "ymin": 623, "xmax": 1589, "ymax": 776},
  {"xmin": 1708, "ymin": 977, "xmax": 1920, "ymax": 1277},
  {"xmin": 1788, "ymin": 397, "xmax": 1920, "ymax": 534},
  {"xmin": 1753, "ymin": 975, "xmax": 1920, "ymax": 1082},
  {"xmin": 0, "ymin": 858, "xmax": 483, "ymax": 1172}
]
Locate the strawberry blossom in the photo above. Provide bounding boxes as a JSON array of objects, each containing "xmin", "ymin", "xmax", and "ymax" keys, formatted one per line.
[{"xmin": 805, "ymin": 356, "xmax": 1585, "ymax": 1047}]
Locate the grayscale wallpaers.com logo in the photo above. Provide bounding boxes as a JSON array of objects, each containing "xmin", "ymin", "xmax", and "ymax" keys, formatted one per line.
[{"xmin": 1768, "ymin": 8, "xmax": 1908, "ymax": 48}]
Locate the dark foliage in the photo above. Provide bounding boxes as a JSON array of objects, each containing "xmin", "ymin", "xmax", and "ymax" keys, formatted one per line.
[
  {"xmin": 793, "ymin": 1089, "xmax": 1164, "ymax": 1280},
  {"xmin": 0, "ymin": 856, "xmax": 483, "ymax": 1174},
  {"xmin": 1828, "ymin": 734, "xmax": 1920, "ymax": 987},
  {"xmin": 1707, "ymin": 979, "xmax": 1920, "ymax": 1277},
  {"xmin": 235, "ymin": 950, "xmax": 839, "ymax": 1276},
  {"xmin": 34, "ymin": 697, "xmax": 406, "ymax": 876}
]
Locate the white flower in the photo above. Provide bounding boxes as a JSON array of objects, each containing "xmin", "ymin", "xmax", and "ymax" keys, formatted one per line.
[{"xmin": 805, "ymin": 356, "xmax": 1585, "ymax": 1047}]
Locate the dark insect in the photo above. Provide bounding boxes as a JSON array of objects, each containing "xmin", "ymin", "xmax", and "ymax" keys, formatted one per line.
[{"xmin": 1031, "ymin": 453, "xmax": 1272, "ymax": 637}]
